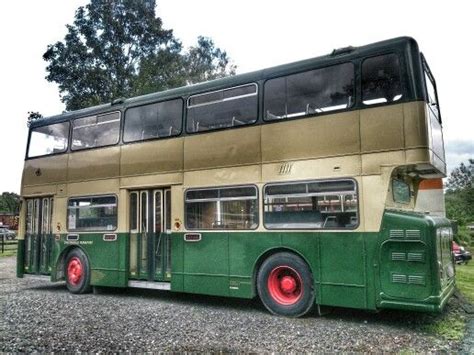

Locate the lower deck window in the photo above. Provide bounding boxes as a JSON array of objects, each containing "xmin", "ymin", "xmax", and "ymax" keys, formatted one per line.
[
  {"xmin": 67, "ymin": 195, "xmax": 117, "ymax": 231},
  {"xmin": 185, "ymin": 186, "xmax": 258, "ymax": 230},
  {"xmin": 264, "ymin": 179, "xmax": 358, "ymax": 229}
]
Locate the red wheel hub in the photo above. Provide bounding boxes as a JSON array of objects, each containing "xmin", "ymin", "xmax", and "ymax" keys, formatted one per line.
[
  {"xmin": 267, "ymin": 266, "xmax": 303, "ymax": 305},
  {"xmin": 67, "ymin": 257, "xmax": 83, "ymax": 286}
]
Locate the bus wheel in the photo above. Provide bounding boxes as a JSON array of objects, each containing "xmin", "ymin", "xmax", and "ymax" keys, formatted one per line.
[
  {"xmin": 65, "ymin": 249, "xmax": 92, "ymax": 294},
  {"xmin": 257, "ymin": 252, "xmax": 314, "ymax": 317}
]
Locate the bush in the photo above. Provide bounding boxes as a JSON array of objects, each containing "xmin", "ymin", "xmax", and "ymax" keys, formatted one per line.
[{"xmin": 455, "ymin": 225, "xmax": 472, "ymax": 247}]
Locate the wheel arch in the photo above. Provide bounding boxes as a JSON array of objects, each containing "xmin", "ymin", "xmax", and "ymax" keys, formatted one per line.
[
  {"xmin": 54, "ymin": 245, "xmax": 90, "ymax": 281},
  {"xmin": 252, "ymin": 246, "xmax": 314, "ymax": 297}
]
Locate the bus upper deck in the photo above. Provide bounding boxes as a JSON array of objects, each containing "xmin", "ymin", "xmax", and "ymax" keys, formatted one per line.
[{"xmin": 23, "ymin": 36, "xmax": 444, "ymax": 185}]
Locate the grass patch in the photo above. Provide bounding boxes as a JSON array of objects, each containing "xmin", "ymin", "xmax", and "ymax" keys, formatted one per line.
[
  {"xmin": 456, "ymin": 262, "xmax": 474, "ymax": 303},
  {"xmin": 422, "ymin": 262, "xmax": 473, "ymax": 341},
  {"xmin": 0, "ymin": 249, "xmax": 17, "ymax": 257},
  {"xmin": 423, "ymin": 314, "xmax": 466, "ymax": 341}
]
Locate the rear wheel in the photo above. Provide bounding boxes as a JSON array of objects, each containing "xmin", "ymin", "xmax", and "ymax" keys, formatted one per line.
[
  {"xmin": 65, "ymin": 249, "xmax": 91, "ymax": 294},
  {"xmin": 257, "ymin": 252, "xmax": 314, "ymax": 317}
]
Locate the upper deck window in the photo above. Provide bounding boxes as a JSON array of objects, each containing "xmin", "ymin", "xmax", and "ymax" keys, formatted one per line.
[
  {"xmin": 362, "ymin": 54, "xmax": 403, "ymax": 105},
  {"xmin": 28, "ymin": 121, "xmax": 69, "ymax": 158},
  {"xmin": 124, "ymin": 99, "xmax": 183, "ymax": 142},
  {"xmin": 71, "ymin": 112, "xmax": 120, "ymax": 151},
  {"xmin": 187, "ymin": 83, "xmax": 258, "ymax": 133},
  {"xmin": 264, "ymin": 63, "xmax": 354, "ymax": 121}
]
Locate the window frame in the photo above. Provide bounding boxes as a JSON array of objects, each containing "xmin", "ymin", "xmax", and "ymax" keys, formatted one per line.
[
  {"xmin": 263, "ymin": 61, "xmax": 356, "ymax": 123},
  {"xmin": 186, "ymin": 83, "xmax": 259, "ymax": 134},
  {"xmin": 26, "ymin": 120, "xmax": 71, "ymax": 159},
  {"xmin": 184, "ymin": 184, "xmax": 259, "ymax": 231},
  {"xmin": 122, "ymin": 97, "xmax": 184, "ymax": 144},
  {"xmin": 70, "ymin": 111, "xmax": 122, "ymax": 152},
  {"xmin": 263, "ymin": 178, "xmax": 359, "ymax": 230},
  {"xmin": 66, "ymin": 194, "xmax": 118, "ymax": 232},
  {"xmin": 421, "ymin": 53, "xmax": 442, "ymax": 124}
]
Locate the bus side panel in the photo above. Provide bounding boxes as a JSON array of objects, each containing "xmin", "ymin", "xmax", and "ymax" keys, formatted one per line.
[
  {"xmin": 170, "ymin": 233, "xmax": 184, "ymax": 292},
  {"xmin": 316, "ymin": 233, "xmax": 368, "ymax": 309},
  {"xmin": 16, "ymin": 239, "xmax": 25, "ymax": 278},
  {"xmin": 228, "ymin": 232, "xmax": 285, "ymax": 298},
  {"xmin": 182, "ymin": 232, "xmax": 230, "ymax": 297},
  {"xmin": 55, "ymin": 233, "xmax": 129, "ymax": 287}
]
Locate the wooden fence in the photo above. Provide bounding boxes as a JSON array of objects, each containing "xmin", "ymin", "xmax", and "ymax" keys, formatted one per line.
[{"xmin": 1, "ymin": 236, "xmax": 17, "ymax": 254}]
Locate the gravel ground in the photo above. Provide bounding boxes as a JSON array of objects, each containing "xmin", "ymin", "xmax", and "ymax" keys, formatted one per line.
[{"xmin": 0, "ymin": 256, "xmax": 466, "ymax": 352}]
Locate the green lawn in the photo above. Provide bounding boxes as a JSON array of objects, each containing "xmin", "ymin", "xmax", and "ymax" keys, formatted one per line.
[
  {"xmin": 0, "ymin": 240, "xmax": 17, "ymax": 257},
  {"xmin": 456, "ymin": 261, "xmax": 474, "ymax": 303}
]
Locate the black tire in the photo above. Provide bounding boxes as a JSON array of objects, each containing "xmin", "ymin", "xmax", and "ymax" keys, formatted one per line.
[
  {"xmin": 65, "ymin": 248, "xmax": 92, "ymax": 294},
  {"xmin": 257, "ymin": 252, "xmax": 315, "ymax": 317}
]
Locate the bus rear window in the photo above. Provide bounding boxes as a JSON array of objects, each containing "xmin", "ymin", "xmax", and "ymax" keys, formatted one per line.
[
  {"xmin": 187, "ymin": 84, "xmax": 258, "ymax": 133},
  {"xmin": 423, "ymin": 58, "xmax": 440, "ymax": 121},
  {"xmin": 264, "ymin": 63, "xmax": 354, "ymax": 121},
  {"xmin": 67, "ymin": 195, "xmax": 117, "ymax": 231},
  {"xmin": 28, "ymin": 121, "xmax": 69, "ymax": 158},
  {"xmin": 71, "ymin": 112, "xmax": 120, "ymax": 151},
  {"xmin": 264, "ymin": 179, "xmax": 358, "ymax": 229},
  {"xmin": 362, "ymin": 54, "xmax": 402, "ymax": 105}
]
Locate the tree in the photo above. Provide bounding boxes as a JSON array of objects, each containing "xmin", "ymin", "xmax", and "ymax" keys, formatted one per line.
[
  {"xmin": 0, "ymin": 192, "xmax": 20, "ymax": 214},
  {"xmin": 446, "ymin": 158, "xmax": 473, "ymax": 191},
  {"xmin": 445, "ymin": 159, "xmax": 474, "ymax": 227},
  {"xmin": 27, "ymin": 111, "xmax": 43, "ymax": 127},
  {"xmin": 43, "ymin": 0, "xmax": 235, "ymax": 111}
]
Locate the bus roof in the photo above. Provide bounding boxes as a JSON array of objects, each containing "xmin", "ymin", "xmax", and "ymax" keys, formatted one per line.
[{"xmin": 30, "ymin": 36, "xmax": 421, "ymax": 129}]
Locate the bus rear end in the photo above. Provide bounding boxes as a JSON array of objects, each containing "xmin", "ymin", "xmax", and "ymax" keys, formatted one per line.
[
  {"xmin": 378, "ymin": 210, "xmax": 454, "ymax": 312},
  {"xmin": 377, "ymin": 48, "xmax": 454, "ymax": 312}
]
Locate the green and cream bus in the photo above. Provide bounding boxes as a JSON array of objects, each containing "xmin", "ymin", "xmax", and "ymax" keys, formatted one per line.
[{"xmin": 17, "ymin": 37, "xmax": 454, "ymax": 317}]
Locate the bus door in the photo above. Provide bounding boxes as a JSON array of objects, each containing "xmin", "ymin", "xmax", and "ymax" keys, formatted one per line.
[
  {"xmin": 129, "ymin": 189, "xmax": 172, "ymax": 282},
  {"xmin": 24, "ymin": 197, "xmax": 54, "ymax": 275}
]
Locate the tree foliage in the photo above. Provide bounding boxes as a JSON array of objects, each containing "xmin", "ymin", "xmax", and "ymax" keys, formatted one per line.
[
  {"xmin": 43, "ymin": 0, "xmax": 235, "ymax": 111},
  {"xmin": 0, "ymin": 192, "xmax": 20, "ymax": 214},
  {"xmin": 445, "ymin": 159, "xmax": 474, "ymax": 226},
  {"xmin": 446, "ymin": 158, "xmax": 473, "ymax": 191},
  {"xmin": 27, "ymin": 111, "xmax": 43, "ymax": 127}
]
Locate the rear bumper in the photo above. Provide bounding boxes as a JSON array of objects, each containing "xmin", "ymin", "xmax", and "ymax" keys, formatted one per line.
[{"xmin": 379, "ymin": 278, "xmax": 455, "ymax": 313}]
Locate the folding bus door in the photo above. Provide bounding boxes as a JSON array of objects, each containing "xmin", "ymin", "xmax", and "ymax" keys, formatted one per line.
[
  {"xmin": 129, "ymin": 189, "xmax": 171, "ymax": 282},
  {"xmin": 24, "ymin": 197, "xmax": 53, "ymax": 275}
]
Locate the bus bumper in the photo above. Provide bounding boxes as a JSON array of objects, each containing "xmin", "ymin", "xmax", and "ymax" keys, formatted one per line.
[{"xmin": 379, "ymin": 278, "xmax": 455, "ymax": 313}]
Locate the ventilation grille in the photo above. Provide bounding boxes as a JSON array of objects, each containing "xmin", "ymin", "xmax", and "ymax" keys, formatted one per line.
[
  {"xmin": 392, "ymin": 274, "xmax": 407, "ymax": 283},
  {"xmin": 406, "ymin": 230, "xmax": 421, "ymax": 239},
  {"xmin": 391, "ymin": 274, "xmax": 426, "ymax": 285},
  {"xmin": 391, "ymin": 252, "xmax": 406, "ymax": 261},
  {"xmin": 407, "ymin": 252, "xmax": 424, "ymax": 262},
  {"xmin": 408, "ymin": 275, "xmax": 425, "ymax": 285},
  {"xmin": 389, "ymin": 229, "xmax": 421, "ymax": 239},
  {"xmin": 389, "ymin": 230, "xmax": 404, "ymax": 239}
]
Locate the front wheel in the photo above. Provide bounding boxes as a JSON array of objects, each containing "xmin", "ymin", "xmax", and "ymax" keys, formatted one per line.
[
  {"xmin": 65, "ymin": 248, "xmax": 92, "ymax": 294},
  {"xmin": 257, "ymin": 252, "xmax": 315, "ymax": 317}
]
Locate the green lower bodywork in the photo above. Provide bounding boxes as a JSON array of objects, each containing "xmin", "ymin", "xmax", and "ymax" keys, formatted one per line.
[{"xmin": 17, "ymin": 210, "xmax": 455, "ymax": 313}]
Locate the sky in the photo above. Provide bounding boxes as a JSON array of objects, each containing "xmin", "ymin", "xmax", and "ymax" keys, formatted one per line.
[{"xmin": 0, "ymin": 0, "xmax": 472, "ymax": 193}]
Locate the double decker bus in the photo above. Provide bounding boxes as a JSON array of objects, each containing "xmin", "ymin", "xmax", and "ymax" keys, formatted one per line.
[{"xmin": 17, "ymin": 37, "xmax": 454, "ymax": 317}]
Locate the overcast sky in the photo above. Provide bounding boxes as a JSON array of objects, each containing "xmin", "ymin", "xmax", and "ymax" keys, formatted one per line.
[{"xmin": 0, "ymin": 0, "xmax": 472, "ymax": 193}]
